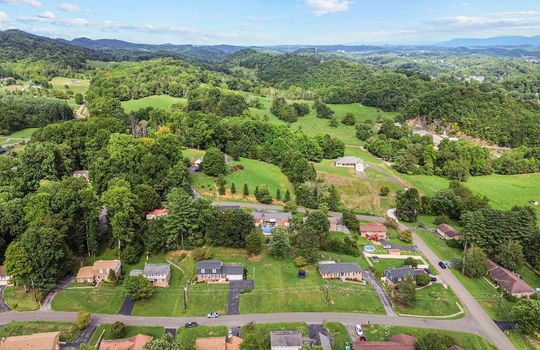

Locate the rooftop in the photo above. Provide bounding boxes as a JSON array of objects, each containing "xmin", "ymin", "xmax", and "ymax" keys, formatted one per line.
[
  {"xmin": 318, "ymin": 261, "xmax": 362, "ymax": 275},
  {"xmin": 385, "ymin": 267, "xmax": 425, "ymax": 280},
  {"xmin": 143, "ymin": 263, "xmax": 171, "ymax": 276},
  {"xmin": 486, "ymin": 260, "xmax": 535, "ymax": 295},
  {"xmin": 252, "ymin": 211, "xmax": 292, "ymax": 220},
  {"xmin": 0, "ymin": 331, "xmax": 59, "ymax": 350},
  {"xmin": 197, "ymin": 260, "xmax": 223, "ymax": 271},
  {"xmin": 336, "ymin": 156, "xmax": 363, "ymax": 164},
  {"xmin": 360, "ymin": 222, "xmax": 387, "ymax": 233},
  {"xmin": 437, "ymin": 224, "xmax": 460, "ymax": 238},
  {"xmin": 270, "ymin": 331, "xmax": 304, "ymax": 347},
  {"xmin": 353, "ymin": 334, "xmax": 416, "ymax": 350},
  {"xmin": 99, "ymin": 334, "xmax": 153, "ymax": 350}
]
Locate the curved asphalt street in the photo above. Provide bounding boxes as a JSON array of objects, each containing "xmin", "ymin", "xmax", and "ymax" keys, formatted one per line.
[{"xmin": 0, "ymin": 202, "xmax": 515, "ymax": 350}]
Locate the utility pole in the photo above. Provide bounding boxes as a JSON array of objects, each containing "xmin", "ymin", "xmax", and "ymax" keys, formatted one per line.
[{"xmin": 183, "ymin": 286, "xmax": 188, "ymax": 310}]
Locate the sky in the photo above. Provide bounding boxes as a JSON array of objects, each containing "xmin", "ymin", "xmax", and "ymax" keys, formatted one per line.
[{"xmin": 1, "ymin": 0, "xmax": 540, "ymax": 45}]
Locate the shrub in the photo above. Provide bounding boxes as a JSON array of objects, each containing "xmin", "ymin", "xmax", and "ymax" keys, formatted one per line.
[
  {"xmin": 403, "ymin": 257, "xmax": 418, "ymax": 268},
  {"xmin": 202, "ymin": 147, "xmax": 226, "ymax": 176},
  {"xmin": 416, "ymin": 273, "xmax": 430, "ymax": 287},
  {"xmin": 192, "ymin": 246, "xmax": 214, "ymax": 261},
  {"xmin": 379, "ymin": 186, "xmax": 390, "ymax": 196},
  {"xmin": 295, "ymin": 256, "xmax": 308, "ymax": 268},
  {"xmin": 416, "ymin": 333, "xmax": 457, "ymax": 350},
  {"xmin": 110, "ymin": 321, "xmax": 127, "ymax": 339},
  {"xmin": 76, "ymin": 311, "xmax": 91, "ymax": 330},
  {"xmin": 341, "ymin": 112, "xmax": 356, "ymax": 126},
  {"xmin": 255, "ymin": 185, "xmax": 272, "ymax": 204},
  {"xmin": 399, "ymin": 230, "xmax": 413, "ymax": 243},
  {"xmin": 284, "ymin": 201, "xmax": 297, "ymax": 213},
  {"xmin": 434, "ymin": 215, "xmax": 450, "ymax": 225},
  {"xmin": 124, "ymin": 275, "xmax": 154, "ymax": 300}
]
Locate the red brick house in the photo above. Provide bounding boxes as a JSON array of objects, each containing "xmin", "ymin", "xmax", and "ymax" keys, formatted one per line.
[
  {"xmin": 353, "ymin": 334, "xmax": 416, "ymax": 350},
  {"xmin": 360, "ymin": 222, "xmax": 388, "ymax": 240}
]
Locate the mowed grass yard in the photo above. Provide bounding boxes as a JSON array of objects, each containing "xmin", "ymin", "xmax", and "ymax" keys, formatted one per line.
[
  {"xmin": 392, "ymin": 283, "xmax": 463, "ymax": 318},
  {"xmin": 212, "ymin": 248, "xmax": 385, "ymax": 315},
  {"xmin": 89, "ymin": 325, "xmax": 164, "ymax": 345},
  {"xmin": 121, "ymin": 95, "xmax": 186, "ymax": 113},
  {"xmin": 363, "ymin": 324, "xmax": 496, "ymax": 350},
  {"xmin": 0, "ymin": 128, "xmax": 38, "ymax": 146},
  {"xmin": 0, "ymin": 321, "xmax": 80, "ymax": 342},
  {"xmin": 176, "ymin": 326, "xmax": 227, "ymax": 349},
  {"xmin": 50, "ymin": 77, "xmax": 90, "ymax": 95},
  {"xmin": 3, "ymin": 286, "xmax": 44, "ymax": 311},
  {"xmin": 190, "ymin": 156, "xmax": 294, "ymax": 203}
]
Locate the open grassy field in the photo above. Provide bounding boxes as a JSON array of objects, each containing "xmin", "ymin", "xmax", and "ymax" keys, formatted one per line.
[
  {"xmin": 176, "ymin": 326, "xmax": 228, "ymax": 349},
  {"xmin": 210, "ymin": 248, "xmax": 385, "ymax": 315},
  {"xmin": 363, "ymin": 324, "xmax": 496, "ymax": 350},
  {"xmin": 89, "ymin": 325, "xmax": 164, "ymax": 345},
  {"xmin": 392, "ymin": 283, "xmax": 463, "ymax": 317},
  {"xmin": 0, "ymin": 321, "xmax": 80, "ymax": 342},
  {"xmin": 0, "ymin": 128, "xmax": 38, "ymax": 146},
  {"xmin": 3, "ymin": 286, "xmax": 43, "ymax": 311},
  {"xmin": 121, "ymin": 95, "xmax": 186, "ymax": 113},
  {"xmin": 416, "ymin": 231, "xmax": 463, "ymax": 262},
  {"xmin": 190, "ymin": 156, "xmax": 294, "ymax": 203},
  {"xmin": 50, "ymin": 77, "xmax": 90, "ymax": 95}
]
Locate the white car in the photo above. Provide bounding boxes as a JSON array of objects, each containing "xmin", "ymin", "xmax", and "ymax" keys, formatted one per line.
[
  {"xmin": 355, "ymin": 324, "xmax": 363, "ymax": 336},
  {"xmin": 382, "ymin": 244, "xmax": 392, "ymax": 249},
  {"xmin": 207, "ymin": 312, "xmax": 219, "ymax": 318}
]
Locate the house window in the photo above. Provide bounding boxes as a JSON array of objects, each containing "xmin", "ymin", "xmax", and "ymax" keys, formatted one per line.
[
  {"xmin": 201, "ymin": 269, "xmax": 205, "ymax": 273},
  {"xmin": 212, "ymin": 269, "xmax": 216, "ymax": 273}
]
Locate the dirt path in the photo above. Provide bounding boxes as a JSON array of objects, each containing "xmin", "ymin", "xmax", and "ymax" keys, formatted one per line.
[{"xmin": 75, "ymin": 104, "xmax": 88, "ymax": 119}]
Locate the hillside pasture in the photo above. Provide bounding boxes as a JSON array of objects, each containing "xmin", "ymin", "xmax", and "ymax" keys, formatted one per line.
[
  {"xmin": 50, "ymin": 77, "xmax": 90, "ymax": 95},
  {"xmin": 121, "ymin": 95, "xmax": 186, "ymax": 113}
]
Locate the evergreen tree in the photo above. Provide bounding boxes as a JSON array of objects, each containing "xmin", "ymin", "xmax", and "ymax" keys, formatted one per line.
[
  {"xmin": 243, "ymin": 184, "xmax": 249, "ymax": 197},
  {"xmin": 284, "ymin": 189, "xmax": 291, "ymax": 202},
  {"xmin": 231, "ymin": 183, "xmax": 236, "ymax": 194},
  {"xmin": 276, "ymin": 189, "xmax": 281, "ymax": 201}
]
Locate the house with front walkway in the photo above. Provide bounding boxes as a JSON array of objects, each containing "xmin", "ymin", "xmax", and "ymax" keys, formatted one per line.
[
  {"xmin": 436, "ymin": 224, "xmax": 460, "ymax": 240},
  {"xmin": 76, "ymin": 259, "xmax": 121, "ymax": 284},
  {"xmin": 360, "ymin": 222, "xmax": 388, "ymax": 240},
  {"xmin": 318, "ymin": 261, "xmax": 363, "ymax": 281},
  {"xmin": 130, "ymin": 263, "xmax": 171, "ymax": 288},
  {"xmin": 196, "ymin": 260, "xmax": 244, "ymax": 283},
  {"xmin": 383, "ymin": 267, "xmax": 426, "ymax": 286}
]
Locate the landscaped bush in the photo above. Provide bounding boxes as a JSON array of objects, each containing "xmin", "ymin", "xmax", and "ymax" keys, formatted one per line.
[
  {"xmin": 416, "ymin": 273, "xmax": 430, "ymax": 287},
  {"xmin": 379, "ymin": 186, "xmax": 390, "ymax": 196},
  {"xmin": 295, "ymin": 256, "xmax": 308, "ymax": 268},
  {"xmin": 434, "ymin": 215, "xmax": 450, "ymax": 225},
  {"xmin": 76, "ymin": 311, "xmax": 91, "ymax": 330},
  {"xmin": 110, "ymin": 321, "xmax": 127, "ymax": 339},
  {"xmin": 399, "ymin": 230, "xmax": 413, "ymax": 243},
  {"xmin": 403, "ymin": 257, "xmax": 418, "ymax": 268},
  {"xmin": 192, "ymin": 246, "xmax": 214, "ymax": 261}
]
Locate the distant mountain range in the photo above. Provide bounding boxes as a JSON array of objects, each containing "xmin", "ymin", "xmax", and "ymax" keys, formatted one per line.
[{"xmin": 438, "ymin": 35, "xmax": 540, "ymax": 47}]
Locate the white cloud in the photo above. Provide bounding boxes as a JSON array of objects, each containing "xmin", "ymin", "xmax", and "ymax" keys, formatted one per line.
[
  {"xmin": 0, "ymin": 11, "xmax": 9, "ymax": 22},
  {"xmin": 430, "ymin": 12, "xmax": 540, "ymax": 31},
  {"xmin": 305, "ymin": 0, "xmax": 352, "ymax": 16},
  {"xmin": 0, "ymin": 0, "xmax": 42, "ymax": 7},
  {"xmin": 38, "ymin": 11, "xmax": 56, "ymax": 19},
  {"xmin": 19, "ymin": 15, "xmax": 89, "ymax": 26},
  {"xmin": 58, "ymin": 2, "xmax": 87, "ymax": 13}
]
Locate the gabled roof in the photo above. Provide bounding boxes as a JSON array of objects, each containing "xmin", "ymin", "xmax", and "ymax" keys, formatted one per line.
[
  {"xmin": 94, "ymin": 260, "xmax": 121, "ymax": 271},
  {"xmin": 437, "ymin": 224, "xmax": 459, "ymax": 238},
  {"xmin": 353, "ymin": 333, "xmax": 416, "ymax": 350},
  {"xmin": 197, "ymin": 260, "xmax": 223, "ymax": 271},
  {"xmin": 336, "ymin": 156, "xmax": 362, "ymax": 164},
  {"xmin": 486, "ymin": 260, "xmax": 535, "ymax": 295},
  {"xmin": 195, "ymin": 336, "xmax": 243, "ymax": 350},
  {"xmin": 0, "ymin": 331, "xmax": 60, "ymax": 350},
  {"xmin": 360, "ymin": 222, "xmax": 387, "ymax": 233},
  {"xmin": 143, "ymin": 263, "xmax": 170, "ymax": 276},
  {"xmin": 252, "ymin": 211, "xmax": 292, "ymax": 220},
  {"xmin": 385, "ymin": 267, "xmax": 425, "ymax": 281},
  {"xmin": 99, "ymin": 334, "xmax": 153, "ymax": 350},
  {"xmin": 147, "ymin": 208, "xmax": 168, "ymax": 216},
  {"xmin": 76, "ymin": 266, "xmax": 96, "ymax": 279},
  {"xmin": 318, "ymin": 262, "xmax": 362, "ymax": 275},
  {"xmin": 270, "ymin": 331, "xmax": 303, "ymax": 347}
]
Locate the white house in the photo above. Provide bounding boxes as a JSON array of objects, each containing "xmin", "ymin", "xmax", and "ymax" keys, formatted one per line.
[{"xmin": 335, "ymin": 156, "xmax": 366, "ymax": 172}]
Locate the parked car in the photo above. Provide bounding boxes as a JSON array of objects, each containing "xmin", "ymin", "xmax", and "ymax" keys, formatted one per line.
[
  {"xmin": 297, "ymin": 270, "xmax": 307, "ymax": 279},
  {"xmin": 430, "ymin": 277, "xmax": 437, "ymax": 282},
  {"xmin": 207, "ymin": 312, "xmax": 219, "ymax": 318},
  {"xmin": 382, "ymin": 244, "xmax": 392, "ymax": 249},
  {"xmin": 355, "ymin": 324, "xmax": 363, "ymax": 336},
  {"xmin": 185, "ymin": 322, "xmax": 199, "ymax": 328},
  {"xmin": 424, "ymin": 268, "xmax": 432, "ymax": 274},
  {"xmin": 438, "ymin": 261, "xmax": 447, "ymax": 269}
]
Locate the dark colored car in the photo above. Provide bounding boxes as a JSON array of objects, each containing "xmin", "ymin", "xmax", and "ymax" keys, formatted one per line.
[
  {"xmin": 438, "ymin": 261, "xmax": 447, "ymax": 269},
  {"xmin": 297, "ymin": 270, "xmax": 307, "ymax": 279},
  {"xmin": 430, "ymin": 277, "xmax": 437, "ymax": 282},
  {"xmin": 185, "ymin": 322, "xmax": 199, "ymax": 328},
  {"xmin": 424, "ymin": 268, "xmax": 432, "ymax": 274}
]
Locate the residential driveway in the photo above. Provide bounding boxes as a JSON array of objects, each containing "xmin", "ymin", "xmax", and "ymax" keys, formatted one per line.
[
  {"xmin": 41, "ymin": 276, "xmax": 75, "ymax": 311},
  {"xmin": 0, "ymin": 286, "xmax": 10, "ymax": 312},
  {"xmin": 61, "ymin": 324, "xmax": 96, "ymax": 349},
  {"xmin": 363, "ymin": 271, "xmax": 395, "ymax": 316},
  {"xmin": 165, "ymin": 328, "xmax": 177, "ymax": 337},
  {"xmin": 227, "ymin": 280, "xmax": 254, "ymax": 315},
  {"xmin": 379, "ymin": 239, "xmax": 417, "ymax": 252},
  {"xmin": 118, "ymin": 298, "xmax": 136, "ymax": 316}
]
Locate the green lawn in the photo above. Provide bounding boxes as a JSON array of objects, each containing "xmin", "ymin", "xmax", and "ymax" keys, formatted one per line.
[
  {"xmin": 176, "ymin": 326, "xmax": 228, "ymax": 349},
  {"xmin": 0, "ymin": 321, "xmax": 80, "ymax": 342},
  {"xmin": 507, "ymin": 331, "xmax": 540, "ymax": 350},
  {"xmin": 210, "ymin": 249, "xmax": 385, "ymax": 315},
  {"xmin": 0, "ymin": 128, "xmax": 39, "ymax": 146},
  {"xmin": 324, "ymin": 322, "xmax": 351, "ymax": 350},
  {"xmin": 89, "ymin": 325, "xmax": 164, "ymax": 345},
  {"xmin": 191, "ymin": 156, "xmax": 294, "ymax": 203},
  {"xmin": 363, "ymin": 324, "xmax": 496, "ymax": 350},
  {"xmin": 400, "ymin": 174, "xmax": 450, "ymax": 196},
  {"xmin": 50, "ymin": 77, "xmax": 90, "ymax": 95},
  {"xmin": 3, "ymin": 286, "xmax": 43, "ymax": 311},
  {"xmin": 416, "ymin": 231, "xmax": 463, "ymax": 262},
  {"xmin": 240, "ymin": 322, "xmax": 308, "ymax": 348},
  {"xmin": 393, "ymin": 283, "xmax": 463, "ymax": 317},
  {"xmin": 52, "ymin": 283, "xmax": 125, "ymax": 314},
  {"xmin": 121, "ymin": 95, "xmax": 186, "ymax": 113}
]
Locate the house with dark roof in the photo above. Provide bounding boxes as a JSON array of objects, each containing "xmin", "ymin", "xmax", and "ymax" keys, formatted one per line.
[
  {"xmin": 360, "ymin": 222, "xmax": 388, "ymax": 240},
  {"xmin": 253, "ymin": 211, "xmax": 292, "ymax": 235},
  {"xmin": 318, "ymin": 261, "xmax": 363, "ymax": 281},
  {"xmin": 353, "ymin": 333, "xmax": 416, "ymax": 350},
  {"xmin": 383, "ymin": 267, "xmax": 426, "ymax": 286},
  {"xmin": 436, "ymin": 224, "xmax": 460, "ymax": 240},
  {"xmin": 196, "ymin": 260, "xmax": 244, "ymax": 283},
  {"xmin": 486, "ymin": 260, "xmax": 535, "ymax": 298},
  {"xmin": 130, "ymin": 263, "xmax": 171, "ymax": 288}
]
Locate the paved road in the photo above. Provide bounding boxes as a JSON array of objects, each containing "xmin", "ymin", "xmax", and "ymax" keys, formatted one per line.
[
  {"xmin": 413, "ymin": 233, "xmax": 516, "ymax": 350},
  {"xmin": 0, "ymin": 310, "xmax": 485, "ymax": 334}
]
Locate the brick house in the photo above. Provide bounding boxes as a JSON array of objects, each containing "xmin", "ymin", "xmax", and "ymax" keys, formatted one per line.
[
  {"xmin": 253, "ymin": 211, "xmax": 292, "ymax": 234},
  {"xmin": 383, "ymin": 267, "xmax": 426, "ymax": 286},
  {"xmin": 130, "ymin": 263, "xmax": 171, "ymax": 288},
  {"xmin": 318, "ymin": 261, "xmax": 363, "ymax": 281},
  {"xmin": 99, "ymin": 334, "xmax": 153, "ymax": 350},
  {"xmin": 486, "ymin": 260, "xmax": 535, "ymax": 298},
  {"xmin": 436, "ymin": 224, "xmax": 460, "ymax": 240},
  {"xmin": 196, "ymin": 260, "xmax": 244, "ymax": 283},
  {"xmin": 360, "ymin": 222, "xmax": 388, "ymax": 240},
  {"xmin": 76, "ymin": 259, "xmax": 121, "ymax": 284}
]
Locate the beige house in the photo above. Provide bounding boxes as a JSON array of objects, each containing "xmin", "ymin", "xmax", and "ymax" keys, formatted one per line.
[
  {"xmin": 99, "ymin": 334, "xmax": 153, "ymax": 350},
  {"xmin": 76, "ymin": 259, "xmax": 121, "ymax": 284},
  {"xmin": 195, "ymin": 336, "xmax": 243, "ymax": 350},
  {"xmin": 318, "ymin": 261, "xmax": 363, "ymax": 281},
  {"xmin": 360, "ymin": 222, "xmax": 388, "ymax": 240},
  {"xmin": 0, "ymin": 331, "xmax": 60, "ymax": 350}
]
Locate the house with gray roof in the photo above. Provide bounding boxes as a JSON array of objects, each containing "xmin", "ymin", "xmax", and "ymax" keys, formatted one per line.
[
  {"xmin": 318, "ymin": 261, "xmax": 363, "ymax": 281},
  {"xmin": 130, "ymin": 263, "xmax": 171, "ymax": 288},
  {"xmin": 196, "ymin": 260, "xmax": 244, "ymax": 283},
  {"xmin": 383, "ymin": 267, "xmax": 426, "ymax": 286},
  {"xmin": 253, "ymin": 211, "xmax": 292, "ymax": 235},
  {"xmin": 270, "ymin": 331, "xmax": 305, "ymax": 350},
  {"xmin": 335, "ymin": 156, "xmax": 366, "ymax": 172}
]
